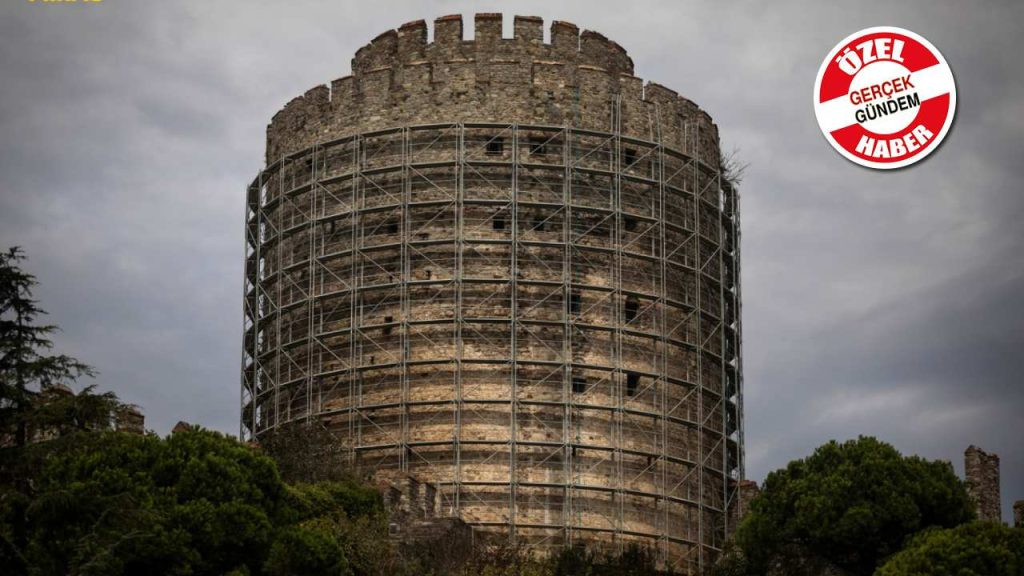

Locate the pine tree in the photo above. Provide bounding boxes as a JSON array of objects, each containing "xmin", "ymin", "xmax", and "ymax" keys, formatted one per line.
[{"xmin": 0, "ymin": 247, "xmax": 94, "ymax": 446}]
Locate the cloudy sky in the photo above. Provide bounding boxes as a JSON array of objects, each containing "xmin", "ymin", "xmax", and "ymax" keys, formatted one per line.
[{"xmin": 1, "ymin": 0, "xmax": 1021, "ymax": 519}]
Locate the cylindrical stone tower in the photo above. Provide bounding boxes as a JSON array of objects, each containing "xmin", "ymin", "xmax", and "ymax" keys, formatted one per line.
[{"xmin": 241, "ymin": 14, "xmax": 743, "ymax": 573}]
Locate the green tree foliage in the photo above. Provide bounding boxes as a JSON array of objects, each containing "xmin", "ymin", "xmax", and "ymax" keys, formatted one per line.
[
  {"xmin": 264, "ymin": 524, "xmax": 350, "ymax": 576},
  {"xmin": 259, "ymin": 421, "xmax": 354, "ymax": 484},
  {"xmin": 0, "ymin": 422, "xmax": 682, "ymax": 576},
  {"xmin": 733, "ymin": 436, "xmax": 975, "ymax": 576},
  {"xmin": 459, "ymin": 544, "xmax": 663, "ymax": 576},
  {"xmin": 278, "ymin": 480, "xmax": 392, "ymax": 576},
  {"xmin": 23, "ymin": 384, "xmax": 124, "ymax": 438},
  {"xmin": 875, "ymin": 522, "xmax": 1024, "ymax": 576},
  {"xmin": 282, "ymin": 481, "xmax": 382, "ymax": 523},
  {"xmin": 550, "ymin": 545, "xmax": 596, "ymax": 576},
  {"xmin": 545, "ymin": 544, "xmax": 660, "ymax": 576},
  {"xmin": 15, "ymin": 429, "xmax": 283, "ymax": 575},
  {"xmin": 297, "ymin": 511, "xmax": 398, "ymax": 576},
  {"xmin": 0, "ymin": 426, "xmax": 392, "ymax": 576},
  {"xmin": 0, "ymin": 247, "xmax": 94, "ymax": 446}
]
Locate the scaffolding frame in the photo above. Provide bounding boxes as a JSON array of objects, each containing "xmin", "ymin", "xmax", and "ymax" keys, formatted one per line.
[{"xmin": 241, "ymin": 122, "xmax": 742, "ymax": 574}]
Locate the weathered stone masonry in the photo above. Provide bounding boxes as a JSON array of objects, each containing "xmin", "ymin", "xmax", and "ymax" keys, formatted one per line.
[
  {"xmin": 965, "ymin": 445, "xmax": 1001, "ymax": 523},
  {"xmin": 266, "ymin": 15, "xmax": 720, "ymax": 167},
  {"xmin": 242, "ymin": 14, "xmax": 743, "ymax": 575}
]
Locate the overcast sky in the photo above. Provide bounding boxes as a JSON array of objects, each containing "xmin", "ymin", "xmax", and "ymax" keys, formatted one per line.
[{"xmin": 1, "ymin": 0, "xmax": 1021, "ymax": 519}]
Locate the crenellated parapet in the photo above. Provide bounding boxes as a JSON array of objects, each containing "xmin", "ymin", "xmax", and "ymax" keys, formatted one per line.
[{"xmin": 266, "ymin": 13, "xmax": 720, "ymax": 166}]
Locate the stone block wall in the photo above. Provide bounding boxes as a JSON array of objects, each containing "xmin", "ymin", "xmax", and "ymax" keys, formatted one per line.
[
  {"xmin": 731, "ymin": 479, "xmax": 760, "ymax": 530},
  {"xmin": 265, "ymin": 14, "xmax": 720, "ymax": 170},
  {"xmin": 115, "ymin": 406, "xmax": 145, "ymax": 435},
  {"xmin": 964, "ymin": 445, "xmax": 1001, "ymax": 522}
]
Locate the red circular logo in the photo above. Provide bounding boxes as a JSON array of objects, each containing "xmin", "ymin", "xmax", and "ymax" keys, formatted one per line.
[{"xmin": 814, "ymin": 27, "xmax": 956, "ymax": 169}]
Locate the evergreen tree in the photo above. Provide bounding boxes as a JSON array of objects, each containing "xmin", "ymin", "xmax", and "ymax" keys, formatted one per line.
[
  {"xmin": 732, "ymin": 436, "xmax": 975, "ymax": 576},
  {"xmin": 876, "ymin": 521, "xmax": 1024, "ymax": 576},
  {"xmin": 0, "ymin": 247, "xmax": 93, "ymax": 446}
]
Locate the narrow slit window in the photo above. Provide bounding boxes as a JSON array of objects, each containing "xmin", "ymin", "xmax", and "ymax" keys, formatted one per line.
[
  {"xmin": 569, "ymin": 291, "xmax": 581, "ymax": 315},
  {"xmin": 486, "ymin": 136, "xmax": 504, "ymax": 156},
  {"xmin": 572, "ymin": 374, "xmax": 587, "ymax": 394},
  {"xmin": 624, "ymin": 296, "xmax": 638, "ymax": 321},
  {"xmin": 530, "ymin": 212, "xmax": 546, "ymax": 232},
  {"xmin": 626, "ymin": 372, "xmax": 639, "ymax": 397},
  {"xmin": 623, "ymin": 148, "xmax": 637, "ymax": 167},
  {"xmin": 382, "ymin": 315, "xmax": 394, "ymax": 336}
]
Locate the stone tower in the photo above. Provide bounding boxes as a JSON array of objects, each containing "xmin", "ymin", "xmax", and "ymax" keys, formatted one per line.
[
  {"xmin": 241, "ymin": 14, "xmax": 743, "ymax": 574},
  {"xmin": 964, "ymin": 445, "xmax": 1001, "ymax": 522}
]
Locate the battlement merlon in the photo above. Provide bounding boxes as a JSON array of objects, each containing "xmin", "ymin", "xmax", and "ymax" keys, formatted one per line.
[
  {"xmin": 265, "ymin": 14, "xmax": 720, "ymax": 166},
  {"xmin": 345, "ymin": 14, "xmax": 633, "ymax": 74}
]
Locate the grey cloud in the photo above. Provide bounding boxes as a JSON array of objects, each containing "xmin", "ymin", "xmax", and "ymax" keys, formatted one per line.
[{"xmin": 0, "ymin": 0, "xmax": 1021, "ymax": 520}]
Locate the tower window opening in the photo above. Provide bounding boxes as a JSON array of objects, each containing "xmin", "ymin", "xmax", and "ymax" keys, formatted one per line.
[
  {"xmin": 623, "ymin": 148, "xmax": 637, "ymax": 167},
  {"xmin": 572, "ymin": 374, "xmax": 587, "ymax": 394},
  {"xmin": 530, "ymin": 137, "xmax": 548, "ymax": 156},
  {"xmin": 626, "ymin": 372, "xmax": 639, "ymax": 397},
  {"xmin": 569, "ymin": 291, "xmax": 581, "ymax": 315},
  {"xmin": 383, "ymin": 315, "xmax": 394, "ymax": 336},
  {"xmin": 486, "ymin": 137, "xmax": 504, "ymax": 156},
  {"xmin": 624, "ymin": 296, "xmax": 638, "ymax": 321},
  {"xmin": 624, "ymin": 216, "xmax": 638, "ymax": 232},
  {"xmin": 530, "ymin": 213, "xmax": 546, "ymax": 232},
  {"xmin": 386, "ymin": 221, "xmax": 398, "ymax": 235},
  {"xmin": 493, "ymin": 214, "xmax": 506, "ymax": 231}
]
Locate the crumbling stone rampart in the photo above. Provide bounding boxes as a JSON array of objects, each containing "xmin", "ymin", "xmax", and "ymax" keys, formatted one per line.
[{"xmin": 965, "ymin": 445, "xmax": 1001, "ymax": 522}]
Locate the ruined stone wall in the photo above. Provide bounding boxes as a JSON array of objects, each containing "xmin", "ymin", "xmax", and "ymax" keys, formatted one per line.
[
  {"xmin": 1014, "ymin": 501, "xmax": 1023, "ymax": 528},
  {"xmin": 243, "ymin": 14, "xmax": 742, "ymax": 575},
  {"xmin": 115, "ymin": 406, "xmax": 145, "ymax": 435},
  {"xmin": 731, "ymin": 479, "xmax": 760, "ymax": 530},
  {"xmin": 964, "ymin": 445, "xmax": 1001, "ymax": 522}
]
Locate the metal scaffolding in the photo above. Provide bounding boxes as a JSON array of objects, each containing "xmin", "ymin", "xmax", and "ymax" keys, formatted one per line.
[{"xmin": 241, "ymin": 121, "xmax": 743, "ymax": 574}]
